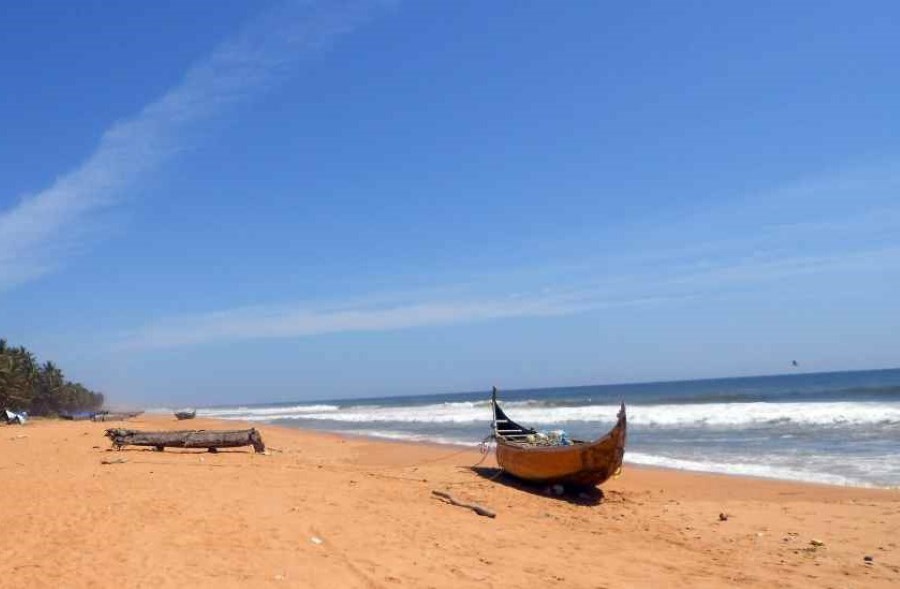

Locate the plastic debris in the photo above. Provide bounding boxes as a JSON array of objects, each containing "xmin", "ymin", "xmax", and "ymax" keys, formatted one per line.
[
  {"xmin": 524, "ymin": 429, "xmax": 573, "ymax": 447},
  {"xmin": 3, "ymin": 409, "xmax": 27, "ymax": 425}
]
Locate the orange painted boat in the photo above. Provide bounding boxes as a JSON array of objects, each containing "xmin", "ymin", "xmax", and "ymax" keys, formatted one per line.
[{"xmin": 491, "ymin": 387, "xmax": 626, "ymax": 488}]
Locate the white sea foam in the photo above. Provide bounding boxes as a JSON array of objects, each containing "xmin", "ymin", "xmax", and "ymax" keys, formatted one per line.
[
  {"xmin": 343, "ymin": 429, "xmax": 476, "ymax": 447},
  {"xmin": 211, "ymin": 400, "xmax": 900, "ymax": 427},
  {"xmin": 198, "ymin": 404, "xmax": 339, "ymax": 420},
  {"xmin": 623, "ymin": 401, "xmax": 900, "ymax": 427},
  {"xmin": 624, "ymin": 452, "xmax": 877, "ymax": 487}
]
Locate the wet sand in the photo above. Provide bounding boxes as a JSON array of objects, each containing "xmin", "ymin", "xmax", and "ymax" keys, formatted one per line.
[{"xmin": 1, "ymin": 415, "xmax": 897, "ymax": 588}]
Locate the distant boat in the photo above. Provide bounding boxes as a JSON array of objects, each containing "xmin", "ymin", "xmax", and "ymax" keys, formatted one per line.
[
  {"xmin": 174, "ymin": 409, "xmax": 196, "ymax": 420},
  {"xmin": 490, "ymin": 387, "xmax": 627, "ymax": 488}
]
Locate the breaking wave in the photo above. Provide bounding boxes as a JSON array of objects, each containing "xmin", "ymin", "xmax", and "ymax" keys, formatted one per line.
[
  {"xmin": 624, "ymin": 452, "xmax": 880, "ymax": 487},
  {"xmin": 198, "ymin": 404, "xmax": 340, "ymax": 420},
  {"xmin": 209, "ymin": 400, "xmax": 900, "ymax": 428}
]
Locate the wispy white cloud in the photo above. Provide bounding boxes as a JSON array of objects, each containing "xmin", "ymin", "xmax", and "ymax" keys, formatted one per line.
[
  {"xmin": 118, "ymin": 292, "xmax": 670, "ymax": 350},
  {"xmin": 119, "ymin": 242, "xmax": 900, "ymax": 350},
  {"xmin": 107, "ymin": 151, "xmax": 900, "ymax": 350},
  {"xmin": 0, "ymin": 1, "xmax": 379, "ymax": 290}
]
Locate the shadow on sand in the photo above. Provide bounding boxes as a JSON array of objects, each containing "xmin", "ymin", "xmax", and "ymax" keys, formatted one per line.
[{"xmin": 469, "ymin": 466, "xmax": 605, "ymax": 506}]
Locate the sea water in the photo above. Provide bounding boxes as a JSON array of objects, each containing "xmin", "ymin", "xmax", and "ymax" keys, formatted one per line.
[{"xmin": 197, "ymin": 368, "xmax": 900, "ymax": 488}]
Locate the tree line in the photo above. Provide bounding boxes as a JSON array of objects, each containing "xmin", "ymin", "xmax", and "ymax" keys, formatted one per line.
[{"xmin": 0, "ymin": 338, "xmax": 105, "ymax": 415}]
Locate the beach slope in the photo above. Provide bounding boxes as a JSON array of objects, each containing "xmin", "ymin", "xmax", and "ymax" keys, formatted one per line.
[{"xmin": 1, "ymin": 416, "xmax": 897, "ymax": 588}]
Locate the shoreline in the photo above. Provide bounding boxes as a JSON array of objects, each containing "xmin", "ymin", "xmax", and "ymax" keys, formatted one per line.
[
  {"xmin": 2, "ymin": 414, "xmax": 898, "ymax": 587},
  {"xmin": 203, "ymin": 418, "xmax": 899, "ymax": 491}
]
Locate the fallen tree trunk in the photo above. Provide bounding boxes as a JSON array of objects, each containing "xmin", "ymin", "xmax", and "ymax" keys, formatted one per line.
[{"xmin": 105, "ymin": 428, "xmax": 266, "ymax": 453}]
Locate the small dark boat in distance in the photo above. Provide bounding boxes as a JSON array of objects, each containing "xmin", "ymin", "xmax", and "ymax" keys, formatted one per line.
[
  {"xmin": 174, "ymin": 409, "xmax": 196, "ymax": 420},
  {"xmin": 491, "ymin": 387, "xmax": 626, "ymax": 488}
]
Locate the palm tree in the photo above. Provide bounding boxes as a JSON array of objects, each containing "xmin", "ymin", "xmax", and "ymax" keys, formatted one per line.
[
  {"xmin": 1, "ymin": 338, "xmax": 105, "ymax": 414},
  {"xmin": 33, "ymin": 361, "xmax": 65, "ymax": 415},
  {"xmin": 0, "ymin": 346, "xmax": 36, "ymax": 411}
]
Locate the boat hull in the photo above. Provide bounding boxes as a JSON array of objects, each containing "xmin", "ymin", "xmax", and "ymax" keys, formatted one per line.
[{"xmin": 495, "ymin": 405, "xmax": 626, "ymax": 487}]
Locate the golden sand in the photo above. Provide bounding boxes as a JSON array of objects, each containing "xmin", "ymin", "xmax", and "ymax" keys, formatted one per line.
[{"xmin": 1, "ymin": 415, "xmax": 897, "ymax": 588}]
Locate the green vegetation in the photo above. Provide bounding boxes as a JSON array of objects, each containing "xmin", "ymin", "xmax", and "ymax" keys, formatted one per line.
[{"xmin": 0, "ymin": 338, "xmax": 104, "ymax": 416}]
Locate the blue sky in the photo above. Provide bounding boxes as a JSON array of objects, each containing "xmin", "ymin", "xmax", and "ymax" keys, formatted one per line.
[{"xmin": 1, "ymin": 1, "xmax": 899, "ymax": 405}]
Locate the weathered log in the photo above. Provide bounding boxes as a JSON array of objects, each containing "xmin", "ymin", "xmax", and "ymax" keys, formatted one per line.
[{"xmin": 105, "ymin": 428, "xmax": 266, "ymax": 453}]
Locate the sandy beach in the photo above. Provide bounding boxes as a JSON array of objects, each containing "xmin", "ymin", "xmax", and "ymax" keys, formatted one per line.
[{"xmin": 1, "ymin": 415, "xmax": 897, "ymax": 588}]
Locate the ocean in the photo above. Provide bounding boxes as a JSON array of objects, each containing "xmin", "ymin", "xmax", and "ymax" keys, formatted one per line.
[{"xmin": 195, "ymin": 368, "xmax": 900, "ymax": 488}]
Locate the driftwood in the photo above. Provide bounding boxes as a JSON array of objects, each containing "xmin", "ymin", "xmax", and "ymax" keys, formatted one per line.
[
  {"xmin": 105, "ymin": 428, "xmax": 266, "ymax": 453},
  {"xmin": 431, "ymin": 490, "xmax": 496, "ymax": 518}
]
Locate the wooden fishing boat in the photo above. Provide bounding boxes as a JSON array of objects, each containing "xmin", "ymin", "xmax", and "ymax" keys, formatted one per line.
[
  {"xmin": 491, "ymin": 387, "xmax": 626, "ymax": 488},
  {"xmin": 174, "ymin": 409, "xmax": 196, "ymax": 420}
]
